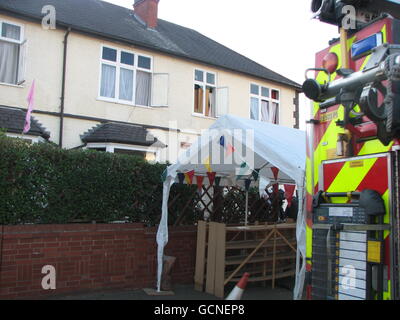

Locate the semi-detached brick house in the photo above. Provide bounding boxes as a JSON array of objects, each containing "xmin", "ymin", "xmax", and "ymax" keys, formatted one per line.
[{"xmin": 0, "ymin": 0, "xmax": 301, "ymax": 163}]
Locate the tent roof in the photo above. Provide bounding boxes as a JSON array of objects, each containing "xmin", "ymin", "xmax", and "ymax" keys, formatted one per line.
[{"xmin": 166, "ymin": 115, "xmax": 306, "ymax": 187}]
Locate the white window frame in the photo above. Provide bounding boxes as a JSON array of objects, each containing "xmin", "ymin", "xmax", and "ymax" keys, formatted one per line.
[
  {"xmin": 0, "ymin": 19, "xmax": 26, "ymax": 86},
  {"xmin": 0, "ymin": 19, "xmax": 24, "ymax": 44},
  {"xmin": 151, "ymin": 73, "xmax": 169, "ymax": 107},
  {"xmin": 249, "ymin": 83, "xmax": 281, "ymax": 124},
  {"xmin": 98, "ymin": 45, "xmax": 153, "ymax": 108},
  {"xmin": 193, "ymin": 68, "xmax": 217, "ymax": 118},
  {"xmin": 6, "ymin": 133, "xmax": 44, "ymax": 144},
  {"xmin": 85, "ymin": 142, "xmax": 160, "ymax": 162}
]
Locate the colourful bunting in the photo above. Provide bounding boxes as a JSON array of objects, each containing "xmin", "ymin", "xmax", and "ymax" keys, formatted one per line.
[
  {"xmin": 207, "ymin": 172, "xmax": 216, "ymax": 186},
  {"xmin": 271, "ymin": 167, "xmax": 279, "ymax": 180},
  {"xmin": 219, "ymin": 136, "xmax": 225, "ymax": 147},
  {"xmin": 225, "ymin": 143, "xmax": 236, "ymax": 157},
  {"xmin": 184, "ymin": 170, "xmax": 195, "ymax": 184},
  {"xmin": 236, "ymin": 162, "xmax": 249, "ymax": 179},
  {"xmin": 219, "ymin": 134, "xmax": 235, "ymax": 157},
  {"xmin": 177, "ymin": 173, "xmax": 185, "ymax": 184},
  {"xmin": 284, "ymin": 184, "xmax": 296, "ymax": 208},
  {"xmin": 196, "ymin": 176, "xmax": 204, "ymax": 194},
  {"xmin": 271, "ymin": 167, "xmax": 280, "ymax": 195}
]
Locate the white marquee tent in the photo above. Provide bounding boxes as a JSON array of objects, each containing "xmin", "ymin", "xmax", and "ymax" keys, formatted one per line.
[{"xmin": 157, "ymin": 115, "xmax": 306, "ymax": 299}]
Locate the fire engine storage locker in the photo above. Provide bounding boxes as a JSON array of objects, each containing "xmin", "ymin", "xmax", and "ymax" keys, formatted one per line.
[{"xmin": 156, "ymin": 114, "xmax": 306, "ymax": 299}]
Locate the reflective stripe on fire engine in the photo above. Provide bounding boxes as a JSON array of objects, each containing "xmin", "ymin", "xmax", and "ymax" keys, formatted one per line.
[{"xmin": 326, "ymin": 157, "xmax": 378, "ymax": 194}]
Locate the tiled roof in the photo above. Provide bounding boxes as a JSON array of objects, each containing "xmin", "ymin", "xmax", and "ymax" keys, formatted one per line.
[
  {"xmin": 0, "ymin": 0, "xmax": 301, "ymax": 89},
  {"xmin": 81, "ymin": 122, "xmax": 164, "ymax": 147},
  {"xmin": 0, "ymin": 106, "xmax": 50, "ymax": 138}
]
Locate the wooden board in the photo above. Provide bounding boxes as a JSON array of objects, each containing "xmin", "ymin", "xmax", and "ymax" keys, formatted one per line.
[
  {"xmin": 205, "ymin": 222, "xmax": 218, "ymax": 295},
  {"xmin": 214, "ymin": 223, "xmax": 226, "ymax": 299},
  {"xmin": 194, "ymin": 221, "xmax": 207, "ymax": 292}
]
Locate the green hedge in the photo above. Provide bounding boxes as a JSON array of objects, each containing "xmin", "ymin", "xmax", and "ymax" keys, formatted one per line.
[
  {"xmin": 0, "ymin": 133, "xmax": 199, "ymax": 226},
  {"xmin": 0, "ymin": 134, "xmax": 283, "ymax": 226}
]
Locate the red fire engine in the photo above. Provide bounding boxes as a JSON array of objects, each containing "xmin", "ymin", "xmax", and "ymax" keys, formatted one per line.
[{"xmin": 302, "ymin": 0, "xmax": 400, "ymax": 300}]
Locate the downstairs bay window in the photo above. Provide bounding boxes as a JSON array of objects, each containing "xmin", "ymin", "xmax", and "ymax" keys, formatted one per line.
[{"xmin": 86, "ymin": 143, "xmax": 158, "ymax": 162}]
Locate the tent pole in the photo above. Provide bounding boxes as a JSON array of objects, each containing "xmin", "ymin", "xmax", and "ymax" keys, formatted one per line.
[
  {"xmin": 244, "ymin": 191, "xmax": 249, "ymax": 241},
  {"xmin": 245, "ymin": 191, "xmax": 249, "ymax": 226}
]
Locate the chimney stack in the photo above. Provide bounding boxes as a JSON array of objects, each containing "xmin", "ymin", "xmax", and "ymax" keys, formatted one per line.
[{"xmin": 133, "ymin": 0, "xmax": 160, "ymax": 29}]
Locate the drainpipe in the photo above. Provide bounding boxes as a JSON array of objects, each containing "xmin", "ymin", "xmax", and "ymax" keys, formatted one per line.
[
  {"xmin": 293, "ymin": 91, "xmax": 300, "ymax": 129},
  {"xmin": 59, "ymin": 27, "xmax": 71, "ymax": 148}
]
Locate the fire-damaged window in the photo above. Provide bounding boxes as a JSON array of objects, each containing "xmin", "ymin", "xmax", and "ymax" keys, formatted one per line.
[
  {"xmin": 250, "ymin": 84, "xmax": 280, "ymax": 124},
  {"xmin": 99, "ymin": 46, "xmax": 153, "ymax": 107},
  {"xmin": 194, "ymin": 69, "xmax": 217, "ymax": 117},
  {"xmin": 193, "ymin": 69, "xmax": 229, "ymax": 118},
  {"xmin": 0, "ymin": 20, "xmax": 26, "ymax": 85}
]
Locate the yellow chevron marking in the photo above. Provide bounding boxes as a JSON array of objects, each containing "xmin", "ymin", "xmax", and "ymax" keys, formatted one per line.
[
  {"xmin": 382, "ymin": 24, "xmax": 387, "ymax": 43},
  {"xmin": 313, "ymin": 101, "xmax": 319, "ymax": 118},
  {"xmin": 358, "ymin": 140, "xmax": 393, "ymax": 156},
  {"xmin": 382, "ymin": 189, "xmax": 390, "ymax": 226},
  {"xmin": 306, "ymin": 224, "xmax": 313, "ymax": 259},
  {"xmin": 327, "ymin": 157, "xmax": 378, "ymax": 194},
  {"xmin": 384, "ymin": 281, "xmax": 391, "ymax": 300},
  {"xmin": 313, "ymin": 107, "xmax": 345, "ymax": 190}
]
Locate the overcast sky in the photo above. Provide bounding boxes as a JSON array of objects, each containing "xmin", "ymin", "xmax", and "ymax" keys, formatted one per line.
[{"xmin": 104, "ymin": 0, "xmax": 339, "ymax": 128}]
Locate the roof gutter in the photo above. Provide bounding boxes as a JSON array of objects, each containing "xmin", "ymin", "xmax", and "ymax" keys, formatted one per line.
[{"xmin": 59, "ymin": 27, "xmax": 71, "ymax": 148}]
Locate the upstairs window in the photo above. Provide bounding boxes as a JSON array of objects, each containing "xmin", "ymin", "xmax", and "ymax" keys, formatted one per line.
[
  {"xmin": 99, "ymin": 46, "xmax": 153, "ymax": 107},
  {"xmin": 194, "ymin": 69, "xmax": 217, "ymax": 118},
  {"xmin": 250, "ymin": 84, "xmax": 280, "ymax": 124},
  {"xmin": 0, "ymin": 20, "xmax": 26, "ymax": 85}
]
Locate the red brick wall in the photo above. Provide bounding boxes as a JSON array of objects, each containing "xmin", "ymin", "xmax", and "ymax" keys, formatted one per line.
[{"xmin": 0, "ymin": 223, "xmax": 197, "ymax": 299}]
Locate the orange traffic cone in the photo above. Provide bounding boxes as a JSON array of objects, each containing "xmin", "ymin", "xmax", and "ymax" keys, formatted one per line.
[{"xmin": 225, "ymin": 272, "xmax": 250, "ymax": 300}]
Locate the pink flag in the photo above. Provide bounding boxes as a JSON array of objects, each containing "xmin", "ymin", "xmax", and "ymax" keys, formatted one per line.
[{"xmin": 23, "ymin": 80, "xmax": 35, "ymax": 134}]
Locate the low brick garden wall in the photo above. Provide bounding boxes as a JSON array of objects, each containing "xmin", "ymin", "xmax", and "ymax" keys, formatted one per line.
[{"xmin": 0, "ymin": 223, "xmax": 197, "ymax": 299}]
